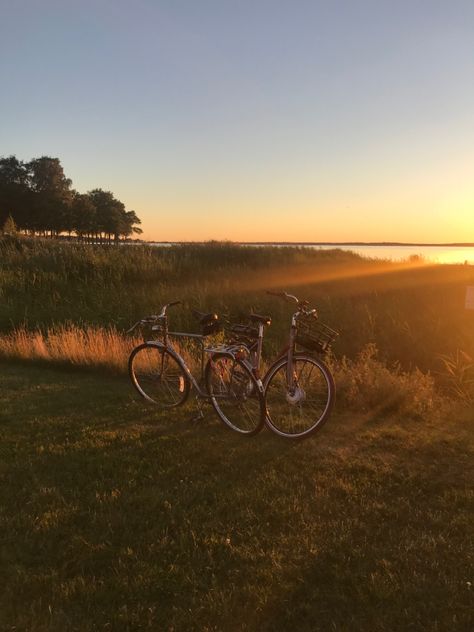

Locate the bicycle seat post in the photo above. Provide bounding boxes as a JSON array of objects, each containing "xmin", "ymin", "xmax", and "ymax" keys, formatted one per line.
[{"xmin": 254, "ymin": 322, "xmax": 265, "ymax": 377}]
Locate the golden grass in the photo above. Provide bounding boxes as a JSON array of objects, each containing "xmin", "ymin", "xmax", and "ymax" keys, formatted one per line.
[
  {"xmin": 0, "ymin": 325, "xmax": 198, "ymax": 375},
  {"xmin": 0, "ymin": 325, "xmax": 441, "ymax": 417},
  {"xmin": 0, "ymin": 325, "xmax": 141, "ymax": 373}
]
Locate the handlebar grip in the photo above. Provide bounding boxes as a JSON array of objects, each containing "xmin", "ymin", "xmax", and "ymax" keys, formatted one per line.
[
  {"xmin": 266, "ymin": 290, "xmax": 299, "ymax": 304},
  {"xmin": 266, "ymin": 290, "xmax": 285, "ymax": 297}
]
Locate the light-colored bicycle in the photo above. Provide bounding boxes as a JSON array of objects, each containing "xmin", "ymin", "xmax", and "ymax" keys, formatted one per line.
[
  {"xmin": 128, "ymin": 301, "xmax": 266, "ymax": 436},
  {"xmin": 229, "ymin": 292, "xmax": 338, "ymax": 439}
]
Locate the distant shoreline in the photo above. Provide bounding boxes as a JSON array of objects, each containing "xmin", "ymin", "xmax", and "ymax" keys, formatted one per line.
[{"xmin": 143, "ymin": 240, "xmax": 474, "ymax": 247}]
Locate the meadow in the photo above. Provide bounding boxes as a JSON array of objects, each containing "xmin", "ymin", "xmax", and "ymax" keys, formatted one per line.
[
  {"xmin": 1, "ymin": 235, "xmax": 474, "ymax": 396},
  {"xmin": 1, "ymin": 363, "xmax": 472, "ymax": 631},
  {"xmin": 1, "ymin": 236, "xmax": 473, "ymax": 630}
]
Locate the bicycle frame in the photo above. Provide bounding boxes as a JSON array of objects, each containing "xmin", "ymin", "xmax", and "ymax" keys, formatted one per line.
[
  {"xmin": 146, "ymin": 331, "xmax": 212, "ymax": 398},
  {"xmin": 244, "ymin": 318, "xmax": 299, "ymax": 393},
  {"xmin": 148, "ymin": 330, "xmax": 261, "ymax": 399},
  {"xmin": 130, "ymin": 300, "xmax": 265, "ymax": 405},
  {"xmin": 129, "ymin": 303, "xmax": 267, "ymax": 437},
  {"xmin": 234, "ymin": 294, "xmax": 319, "ymax": 394}
]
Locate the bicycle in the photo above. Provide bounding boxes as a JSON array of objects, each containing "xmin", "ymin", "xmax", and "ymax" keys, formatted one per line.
[
  {"xmin": 228, "ymin": 292, "xmax": 338, "ymax": 439},
  {"xmin": 127, "ymin": 301, "xmax": 266, "ymax": 436}
]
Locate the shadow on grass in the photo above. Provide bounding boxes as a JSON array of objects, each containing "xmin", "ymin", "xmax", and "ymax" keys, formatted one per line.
[{"xmin": 1, "ymin": 362, "xmax": 473, "ymax": 631}]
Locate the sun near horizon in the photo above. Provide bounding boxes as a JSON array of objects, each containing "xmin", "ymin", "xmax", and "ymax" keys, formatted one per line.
[{"xmin": 2, "ymin": 2, "xmax": 474, "ymax": 245}]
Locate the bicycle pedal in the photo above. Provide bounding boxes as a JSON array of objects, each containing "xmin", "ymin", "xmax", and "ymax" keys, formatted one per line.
[{"xmin": 189, "ymin": 410, "xmax": 205, "ymax": 424}]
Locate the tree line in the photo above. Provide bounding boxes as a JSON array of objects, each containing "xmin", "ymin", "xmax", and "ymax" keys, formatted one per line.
[{"xmin": 0, "ymin": 155, "xmax": 142, "ymax": 242}]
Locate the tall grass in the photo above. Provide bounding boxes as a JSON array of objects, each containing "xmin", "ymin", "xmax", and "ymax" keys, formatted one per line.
[
  {"xmin": 329, "ymin": 343, "xmax": 437, "ymax": 417},
  {"xmin": 0, "ymin": 324, "xmax": 440, "ymax": 415},
  {"xmin": 0, "ymin": 325, "xmax": 138, "ymax": 373},
  {"xmin": 2, "ymin": 235, "xmax": 474, "ymax": 374}
]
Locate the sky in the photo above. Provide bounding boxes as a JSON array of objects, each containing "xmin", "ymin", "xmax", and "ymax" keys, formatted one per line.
[{"xmin": 1, "ymin": 0, "xmax": 474, "ymax": 242}]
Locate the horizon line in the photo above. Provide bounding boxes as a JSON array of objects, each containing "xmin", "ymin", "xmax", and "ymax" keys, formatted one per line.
[{"xmin": 142, "ymin": 240, "xmax": 474, "ymax": 247}]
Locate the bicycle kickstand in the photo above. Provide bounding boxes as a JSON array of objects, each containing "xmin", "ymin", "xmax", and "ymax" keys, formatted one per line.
[{"xmin": 189, "ymin": 396, "xmax": 206, "ymax": 424}]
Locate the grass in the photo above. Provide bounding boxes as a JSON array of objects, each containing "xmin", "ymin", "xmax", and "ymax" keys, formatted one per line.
[
  {"xmin": 2, "ymin": 236, "xmax": 474, "ymax": 374},
  {"xmin": 0, "ymin": 325, "xmax": 143, "ymax": 374},
  {"xmin": 1, "ymin": 362, "xmax": 473, "ymax": 631},
  {"xmin": 1, "ymin": 237, "xmax": 473, "ymax": 629},
  {"xmin": 0, "ymin": 325, "xmax": 441, "ymax": 417}
]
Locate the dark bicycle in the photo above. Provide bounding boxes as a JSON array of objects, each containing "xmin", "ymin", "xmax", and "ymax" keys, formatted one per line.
[
  {"xmin": 128, "ymin": 301, "xmax": 266, "ymax": 436},
  {"xmin": 229, "ymin": 292, "xmax": 338, "ymax": 439}
]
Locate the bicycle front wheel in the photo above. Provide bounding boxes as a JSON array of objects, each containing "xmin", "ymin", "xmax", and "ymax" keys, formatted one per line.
[
  {"xmin": 264, "ymin": 354, "xmax": 335, "ymax": 439},
  {"xmin": 205, "ymin": 353, "xmax": 265, "ymax": 436},
  {"xmin": 129, "ymin": 343, "xmax": 190, "ymax": 407}
]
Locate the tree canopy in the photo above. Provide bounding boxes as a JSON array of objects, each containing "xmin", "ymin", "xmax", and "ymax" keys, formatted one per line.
[{"xmin": 0, "ymin": 155, "xmax": 142, "ymax": 241}]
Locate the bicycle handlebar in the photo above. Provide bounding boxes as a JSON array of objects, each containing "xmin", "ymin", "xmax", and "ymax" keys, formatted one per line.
[
  {"xmin": 266, "ymin": 290, "xmax": 317, "ymax": 318},
  {"xmin": 128, "ymin": 301, "xmax": 181, "ymax": 333},
  {"xmin": 266, "ymin": 290, "xmax": 299, "ymax": 304},
  {"xmin": 127, "ymin": 321, "xmax": 141, "ymax": 334},
  {"xmin": 158, "ymin": 300, "xmax": 181, "ymax": 318}
]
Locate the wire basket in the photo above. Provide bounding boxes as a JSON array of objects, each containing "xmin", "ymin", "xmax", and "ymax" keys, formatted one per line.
[
  {"xmin": 140, "ymin": 322, "xmax": 164, "ymax": 341},
  {"xmin": 295, "ymin": 315, "xmax": 339, "ymax": 353}
]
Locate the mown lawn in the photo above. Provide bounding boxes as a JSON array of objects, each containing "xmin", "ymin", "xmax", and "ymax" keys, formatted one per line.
[{"xmin": 1, "ymin": 363, "xmax": 473, "ymax": 631}]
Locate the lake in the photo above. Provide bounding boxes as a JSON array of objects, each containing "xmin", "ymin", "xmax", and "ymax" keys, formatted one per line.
[{"xmin": 285, "ymin": 244, "xmax": 474, "ymax": 264}]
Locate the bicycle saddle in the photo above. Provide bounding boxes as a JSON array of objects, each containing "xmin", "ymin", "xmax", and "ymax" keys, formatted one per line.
[
  {"xmin": 192, "ymin": 309, "xmax": 222, "ymax": 336},
  {"xmin": 249, "ymin": 313, "xmax": 272, "ymax": 326},
  {"xmin": 192, "ymin": 309, "xmax": 219, "ymax": 325}
]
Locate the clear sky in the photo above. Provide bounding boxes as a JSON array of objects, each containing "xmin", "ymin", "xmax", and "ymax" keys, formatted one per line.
[{"xmin": 1, "ymin": 0, "xmax": 473, "ymax": 242}]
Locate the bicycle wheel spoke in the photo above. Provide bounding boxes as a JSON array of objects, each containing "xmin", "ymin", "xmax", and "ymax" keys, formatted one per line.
[
  {"xmin": 129, "ymin": 344, "xmax": 189, "ymax": 407},
  {"xmin": 205, "ymin": 354, "xmax": 264, "ymax": 435},
  {"xmin": 265, "ymin": 355, "xmax": 335, "ymax": 438}
]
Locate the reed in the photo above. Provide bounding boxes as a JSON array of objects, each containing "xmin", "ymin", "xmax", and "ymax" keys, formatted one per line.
[{"xmin": 2, "ymin": 235, "xmax": 474, "ymax": 376}]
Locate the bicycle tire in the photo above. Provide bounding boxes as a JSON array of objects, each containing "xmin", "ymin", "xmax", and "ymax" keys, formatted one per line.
[
  {"xmin": 205, "ymin": 352, "xmax": 265, "ymax": 436},
  {"xmin": 129, "ymin": 343, "xmax": 190, "ymax": 407},
  {"xmin": 264, "ymin": 354, "xmax": 335, "ymax": 439}
]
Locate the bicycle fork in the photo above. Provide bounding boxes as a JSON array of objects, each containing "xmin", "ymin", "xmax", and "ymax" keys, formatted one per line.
[{"xmin": 285, "ymin": 321, "xmax": 302, "ymax": 401}]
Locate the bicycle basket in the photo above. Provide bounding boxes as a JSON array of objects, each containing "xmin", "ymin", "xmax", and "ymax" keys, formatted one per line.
[{"xmin": 295, "ymin": 316, "xmax": 339, "ymax": 353}]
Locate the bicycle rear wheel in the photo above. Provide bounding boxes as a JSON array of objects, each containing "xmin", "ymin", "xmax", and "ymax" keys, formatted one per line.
[
  {"xmin": 264, "ymin": 354, "xmax": 335, "ymax": 439},
  {"xmin": 129, "ymin": 343, "xmax": 190, "ymax": 407},
  {"xmin": 205, "ymin": 353, "xmax": 265, "ymax": 436}
]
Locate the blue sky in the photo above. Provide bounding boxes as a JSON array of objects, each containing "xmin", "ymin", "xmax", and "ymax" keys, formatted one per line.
[{"xmin": 1, "ymin": 0, "xmax": 474, "ymax": 241}]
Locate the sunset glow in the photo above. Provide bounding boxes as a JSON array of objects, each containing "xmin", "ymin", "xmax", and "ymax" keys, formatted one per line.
[{"xmin": 2, "ymin": 1, "xmax": 473, "ymax": 243}]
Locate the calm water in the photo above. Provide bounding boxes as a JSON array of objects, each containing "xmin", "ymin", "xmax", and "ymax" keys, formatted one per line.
[
  {"xmin": 301, "ymin": 244, "xmax": 474, "ymax": 264},
  {"xmin": 149, "ymin": 242, "xmax": 474, "ymax": 264}
]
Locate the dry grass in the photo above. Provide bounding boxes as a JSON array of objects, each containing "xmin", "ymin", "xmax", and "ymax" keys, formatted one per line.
[
  {"xmin": 0, "ymin": 324, "xmax": 200, "ymax": 376},
  {"xmin": 0, "ymin": 326, "xmax": 442, "ymax": 417},
  {"xmin": 0, "ymin": 325, "xmax": 141, "ymax": 373}
]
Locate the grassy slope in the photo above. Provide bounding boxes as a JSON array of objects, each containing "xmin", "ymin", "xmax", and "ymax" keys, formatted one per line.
[{"xmin": 1, "ymin": 363, "xmax": 473, "ymax": 631}]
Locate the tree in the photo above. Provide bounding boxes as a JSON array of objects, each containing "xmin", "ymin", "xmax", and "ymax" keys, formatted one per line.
[
  {"xmin": 1, "ymin": 154, "xmax": 143, "ymax": 240},
  {"xmin": 72, "ymin": 192, "xmax": 97, "ymax": 241},
  {"xmin": 87, "ymin": 189, "xmax": 123, "ymax": 242},
  {"xmin": 26, "ymin": 157, "xmax": 73, "ymax": 235},
  {"xmin": 120, "ymin": 210, "xmax": 143, "ymax": 239},
  {"xmin": 0, "ymin": 156, "xmax": 30, "ymax": 228},
  {"xmin": 86, "ymin": 190, "xmax": 142, "ymax": 242}
]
